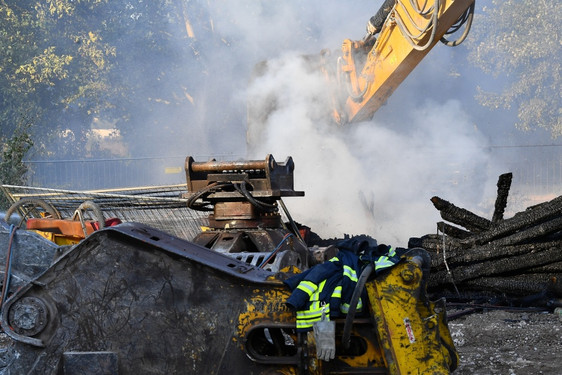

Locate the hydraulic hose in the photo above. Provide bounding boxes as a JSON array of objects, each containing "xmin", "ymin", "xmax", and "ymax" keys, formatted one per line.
[
  {"xmin": 234, "ymin": 182, "xmax": 277, "ymax": 213},
  {"xmin": 258, "ymin": 233, "xmax": 293, "ymax": 269},
  {"xmin": 394, "ymin": 0, "xmax": 440, "ymax": 51},
  {"xmin": 4, "ymin": 198, "xmax": 61, "ymax": 226},
  {"xmin": 440, "ymin": 1, "xmax": 475, "ymax": 46},
  {"xmin": 72, "ymin": 200, "xmax": 106, "ymax": 236},
  {"xmin": 342, "ymin": 262, "xmax": 374, "ymax": 349},
  {"xmin": 186, "ymin": 181, "xmax": 230, "ymax": 211}
]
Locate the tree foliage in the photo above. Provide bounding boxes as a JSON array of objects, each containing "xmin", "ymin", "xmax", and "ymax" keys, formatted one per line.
[
  {"xmin": 0, "ymin": 0, "xmax": 118, "ymax": 158},
  {"xmin": 0, "ymin": 121, "xmax": 34, "ymax": 209},
  {"xmin": 469, "ymin": 0, "xmax": 561, "ymax": 138},
  {"xmin": 0, "ymin": 0, "xmax": 216, "ymax": 162}
]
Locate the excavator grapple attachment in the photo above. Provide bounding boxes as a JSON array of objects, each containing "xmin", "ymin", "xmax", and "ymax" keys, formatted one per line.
[
  {"xmin": 1, "ymin": 223, "xmax": 295, "ymax": 374},
  {"xmin": 0, "ymin": 155, "xmax": 459, "ymax": 374}
]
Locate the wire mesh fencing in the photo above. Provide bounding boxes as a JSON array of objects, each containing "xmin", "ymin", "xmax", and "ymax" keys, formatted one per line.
[
  {"xmin": 9, "ymin": 148, "xmax": 562, "ymax": 235},
  {"xmin": 1, "ymin": 184, "xmax": 208, "ymax": 241},
  {"xmin": 23, "ymin": 156, "xmax": 190, "ymax": 190},
  {"xmin": 21, "ymin": 149, "xmax": 562, "ymax": 197}
]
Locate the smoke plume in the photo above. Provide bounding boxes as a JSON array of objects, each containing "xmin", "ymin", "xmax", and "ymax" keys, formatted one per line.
[
  {"xmin": 244, "ymin": 50, "xmax": 499, "ymax": 246},
  {"xmin": 198, "ymin": 0, "xmax": 508, "ymax": 246}
]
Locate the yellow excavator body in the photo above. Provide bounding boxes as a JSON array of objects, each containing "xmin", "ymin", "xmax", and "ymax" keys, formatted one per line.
[{"xmin": 232, "ymin": 248, "xmax": 458, "ymax": 374}]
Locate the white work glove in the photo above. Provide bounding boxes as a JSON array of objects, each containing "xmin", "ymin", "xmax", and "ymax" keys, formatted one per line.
[{"xmin": 313, "ymin": 319, "xmax": 336, "ymax": 361}]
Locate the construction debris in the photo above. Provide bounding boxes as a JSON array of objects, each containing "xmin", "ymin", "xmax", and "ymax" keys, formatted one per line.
[{"xmin": 409, "ymin": 173, "xmax": 562, "ymax": 305}]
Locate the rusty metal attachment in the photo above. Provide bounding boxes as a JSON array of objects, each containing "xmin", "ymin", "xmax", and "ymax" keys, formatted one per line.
[
  {"xmin": 185, "ymin": 154, "xmax": 303, "ymax": 198},
  {"xmin": 184, "ymin": 155, "xmax": 310, "ymax": 272},
  {"xmin": 184, "ymin": 154, "xmax": 303, "ymax": 228}
]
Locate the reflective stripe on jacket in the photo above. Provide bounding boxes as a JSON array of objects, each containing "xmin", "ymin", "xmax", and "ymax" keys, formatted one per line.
[{"xmin": 285, "ymin": 250, "xmax": 362, "ymax": 332}]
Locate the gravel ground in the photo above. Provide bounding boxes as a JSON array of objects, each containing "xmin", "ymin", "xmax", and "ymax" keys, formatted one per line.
[{"xmin": 449, "ymin": 309, "xmax": 562, "ymax": 375}]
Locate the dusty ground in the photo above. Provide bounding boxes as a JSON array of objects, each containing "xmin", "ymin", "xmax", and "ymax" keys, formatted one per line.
[{"xmin": 448, "ymin": 309, "xmax": 562, "ymax": 375}]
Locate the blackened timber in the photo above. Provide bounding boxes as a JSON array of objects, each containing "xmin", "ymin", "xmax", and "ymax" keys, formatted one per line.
[
  {"xmin": 437, "ymin": 221, "xmax": 472, "ymax": 239},
  {"xmin": 428, "ymin": 240, "xmax": 560, "ymax": 269},
  {"xmin": 487, "ymin": 216, "xmax": 562, "ymax": 247},
  {"xmin": 408, "ymin": 234, "xmax": 459, "ymax": 253},
  {"xmin": 408, "ymin": 234, "xmax": 461, "ymax": 252},
  {"xmin": 526, "ymin": 260, "xmax": 562, "ymax": 274},
  {"xmin": 461, "ymin": 195, "xmax": 562, "ymax": 247},
  {"xmin": 428, "ymin": 243, "xmax": 562, "ymax": 285},
  {"xmin": 430, "ymin": 196, "xmax": 491, "ymax": 233},
  {"xmin": 492, "ymin": 172, "xmax": 512, "ymax": 223},
  {"xmin": 408, "ymin": 235, "xmax": 439, "ymax": 251},
  {"xmin": 463, "ymin": 274, "xmax": 561, "ymax": 297}
]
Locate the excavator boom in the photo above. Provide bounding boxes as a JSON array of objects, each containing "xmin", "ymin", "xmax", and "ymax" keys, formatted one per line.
[
  {"xmin": 335, "ymin": 0, "xmax": 475, "ymax": 124},
  {"xmin": 246, "ymin": 0, "xmax": 475, "ymax": 151}
]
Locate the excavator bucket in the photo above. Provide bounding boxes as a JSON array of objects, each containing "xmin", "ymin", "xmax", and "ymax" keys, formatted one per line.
[{"xmin": 0, "ymin": 223, "xmax": 298, "ymax": 374}]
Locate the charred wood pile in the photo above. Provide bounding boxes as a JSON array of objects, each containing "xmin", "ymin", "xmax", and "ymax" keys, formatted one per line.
[{"xmin": 408, "ymin": 173, "xmax": 562, "ymax": 305}]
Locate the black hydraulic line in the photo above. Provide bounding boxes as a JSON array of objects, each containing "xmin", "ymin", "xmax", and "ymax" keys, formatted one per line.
[
  {"xmin": 187, "ymin": 180, "xmax": 278, "ymax": 213},
  {"xmin": 234, "ymin": 182, "xmax": 277, "ymax": 213},
  {"xmin": 443, "ymin": 6, "xmax": 470, "ymax": 34},
  {"xmin": 441, "ymin": 1, "xmax": 475, "ymax": 46},
  {"xmin": 258, "ymin": 233, "xmax": 293, "ymax": 269},
  {"xmin": 279, "ymin": 198, "xmax": 305, "ymax": 243},
  {"xmin": 342, "ymin": 262, "xmax": 374, "ymax": 349},
  {"xmin": 186, "ymin": 181, "xmax": 230, "ymax": 211}
]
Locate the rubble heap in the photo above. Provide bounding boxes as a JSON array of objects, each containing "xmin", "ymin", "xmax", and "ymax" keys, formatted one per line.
[{"xmin": 409, "ymin": 173, "xmax": 562, "ymax": 303}]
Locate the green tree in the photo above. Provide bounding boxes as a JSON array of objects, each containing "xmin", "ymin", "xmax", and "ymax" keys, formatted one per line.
[
  {"xmin": 469, "ymin": 0, "xmax": 561, "ymax": 138},
  {"xmin": 1, "ymin": 0, "xmax": 211, "ymax": 160},
  {"xmin": 0, "ymin": 0, "xmax": 117, "ymax": 159},
  {"xmin": 0, "ymin": 1, "xmax": 42, "ymax": 136},
  {"xmin": 0, "ymin": 121, "xmax": 33, "ymax": 209}
]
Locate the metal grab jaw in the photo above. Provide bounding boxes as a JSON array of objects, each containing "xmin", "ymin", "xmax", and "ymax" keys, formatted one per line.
[
  {"xmin": 0, "ymin": 155, "xmax": 460, "ymax": 375},
  {"xmin": 365, "ymin": 248, "xmax": 459, "ymax": 374}
]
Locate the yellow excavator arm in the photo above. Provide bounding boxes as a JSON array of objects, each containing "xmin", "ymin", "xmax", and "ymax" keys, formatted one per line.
[
  {"xmin": 246, "ymin": 1, "xmax": 475, "ymax": 152},
  {"xmin": 332, "ymin": 0, "xmax": 475, "ymax": 124}
]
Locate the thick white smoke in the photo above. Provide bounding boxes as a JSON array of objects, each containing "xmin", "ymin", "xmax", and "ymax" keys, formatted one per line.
[
  {"xmin": 245, "ymin": 52, "xmax": 498, "ymax": 246},
  {"xmin": 199, "ymin": 1, "xmax": 507, "ymax": 246}
]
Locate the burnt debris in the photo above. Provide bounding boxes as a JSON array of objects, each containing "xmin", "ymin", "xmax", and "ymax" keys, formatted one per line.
[{"xmin": 409, "ymin": 173, "xmax": 562, "ymax": 307}]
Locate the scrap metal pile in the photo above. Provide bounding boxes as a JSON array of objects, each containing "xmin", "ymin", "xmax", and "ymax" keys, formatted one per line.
[{"xmin": 409, "ymin": 173, "xmax": 562, "ymax": 305}]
